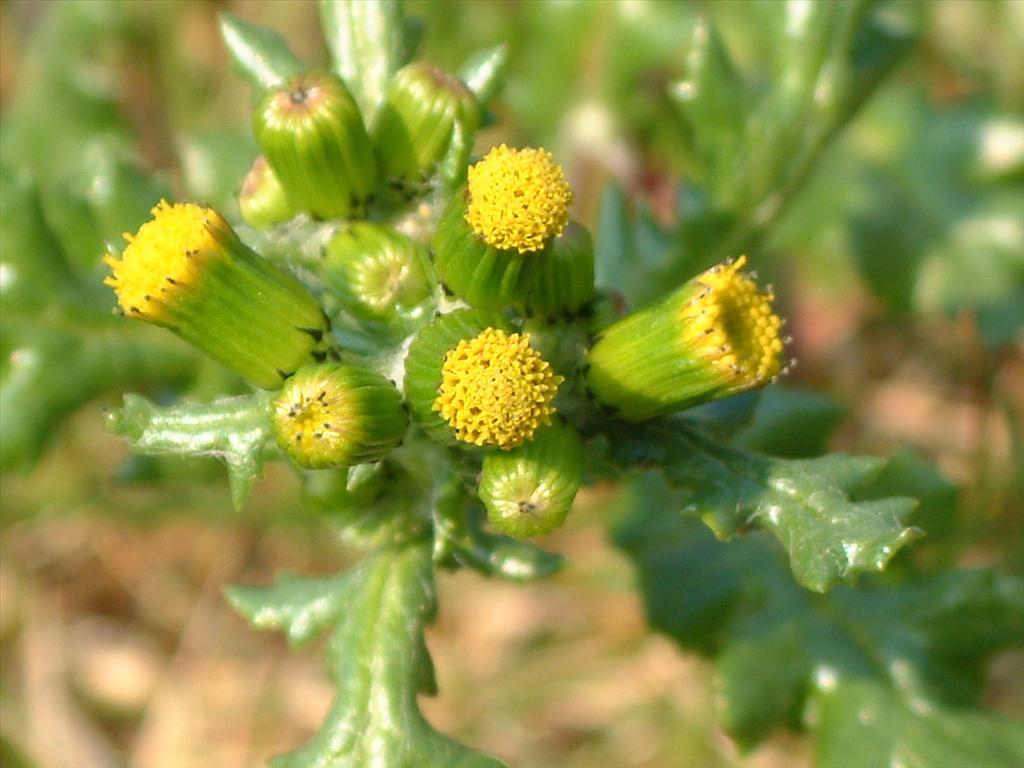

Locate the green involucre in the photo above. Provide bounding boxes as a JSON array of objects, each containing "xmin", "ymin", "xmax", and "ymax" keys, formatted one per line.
[
  {"xmin": 271, "ymin": 363, "xmax": 407, "ymax": 469},
  {"xmin": 478, "ymin": 421, "xmax": 584, "ymax": 538}
]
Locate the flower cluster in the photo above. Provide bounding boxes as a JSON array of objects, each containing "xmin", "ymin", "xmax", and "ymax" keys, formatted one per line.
[{"xmin": 104, "ymin": 58, "xmax": 785, "ymax": 539}]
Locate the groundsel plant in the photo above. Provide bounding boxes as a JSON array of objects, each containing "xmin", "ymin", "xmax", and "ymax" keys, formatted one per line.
[{"xmin": 5, "ymin": 2, "xmax": 1011, "ymax": 767}]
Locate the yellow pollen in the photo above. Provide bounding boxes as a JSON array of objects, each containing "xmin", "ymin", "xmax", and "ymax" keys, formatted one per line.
[
  {"xmin": 465, "ymin": 144, "xmax": 573, "ymax": 254},
  {"xmin": 274, "ymin": 369, "xmax": 360, "ymax": 463},
  {"xmin": 434, "ymin": 328, "xmax": 563, "ymax": 449},
  {"xmin": 103, "ymin": 200, "xmax": 227, "ymax": 322},
  {"xmin": 681, "ymin": 256, "xmax": 784, "ymax": 385}
]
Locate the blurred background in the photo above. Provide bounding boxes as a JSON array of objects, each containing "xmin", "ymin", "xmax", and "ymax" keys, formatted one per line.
[{"xmin": 1, "ymin": 1, "xmax": 1021, "ymax": 767}]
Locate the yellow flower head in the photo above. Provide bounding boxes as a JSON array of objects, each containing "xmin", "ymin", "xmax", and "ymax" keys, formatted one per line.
[
  {"xmin": 681, "ymin": 256, "xmax": 784, "ymax": 386},
  {"xmin": 103, "ymin": 200, "xmax": 231, "ymax": 323},
  {"xmin": 433, "ymin": 328, "xmax": 563, "ymax": 449},
  {"xmin": 465, "ymin": 145, "xmax": 573, "ymax": 254}
]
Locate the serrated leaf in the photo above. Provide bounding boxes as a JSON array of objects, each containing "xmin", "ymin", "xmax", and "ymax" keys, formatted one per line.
[
  {"xmin": 458, "ymin": 45, "xmax": 509, "ymax": 107},
  {"xmin": 219, "ymin": 14, "xmax": 303, "ymax": 92},
  {"xmin": 670, "ymin": 15, "xmax": 746, "ymax": 188},
  {"xmin": 319, "ymin": 0, "xmax": 406, "ymax": 122},
  {"xmin": 226, "ymin": 571, "xmax": 352, "ymax": 646},
  {"xmin": 613, "ymin": 475, "xmax": 1024, "ymax": 758},
  {"xmin": 231, "ymin": 545, "xmax": 506, "ymax": 768},
  {"xmin": 856, "ymin": 448, "xmax": 958, "ymax": 544},
  {"xmin": 108, "ymin": 393, "xmax": 274, "ymax": 508},
  {"xmin": 816, "ymin": 679, "xmax": 1024, "ymax": 768},
  {"xmin": 607, "ymin": 420, "xmax": 919, "ymax": 591}
]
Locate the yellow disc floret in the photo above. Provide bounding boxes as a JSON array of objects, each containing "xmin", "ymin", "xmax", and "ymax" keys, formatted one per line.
[
  {"xmin": 103, "ymin": 200, "xmax": 228, "ymax": 323},
  {"xmin": 433, "ymin": 328, "xmax": 563, "ymax": 449},
  {"xmin": 680, "ymin": 256, "xmax": 785, "ymax": 387},
  {"xmin": 465, "ymin": 145, "xmax": 573, "ymax": 254}
]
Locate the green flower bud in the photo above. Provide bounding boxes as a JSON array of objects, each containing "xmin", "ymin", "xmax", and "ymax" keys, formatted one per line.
[
  {"xmin": 373, "ymin": 62, "xmax": 479, "ymax": 181},
  {"xmin": 520, "ymin": 222, "xmax": 595, "ymax": 320},
  {"xmin": 478, "ymin": 422, "xmax": 584, "ymax": 538},
  {"xmin": 271, "ymin": 363, "xmax": 406, "ymax": 469},
  {"xmin": 253, "ymin": 71, "xmax": 376, "ymax": 220},
  {"xmin": 586, "ymin": 257, "xmax": 786, "ymax": 420},
  {"xmin": 104, "ymin": 201, "xmax": 332, "ymax": 389},
  {"xmin": 323, "ymin": 223, "xmax": 434, "ymax": 322},
  {"xmin": 238, "ymin": 155, "xmax": 294, "ymax": 228},
  {"xmin": 432, "ymin": 145, "xmax": 573, "ymax": 310}
]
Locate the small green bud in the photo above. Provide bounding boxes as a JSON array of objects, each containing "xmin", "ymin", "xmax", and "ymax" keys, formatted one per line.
[
  {"xmin": 520, "ymin": 222, "xmax": 595, "ymax": 319},
  {"xmin": 373, "ymin": 62, "xmax": 479, "ymax": 181},
  {"xmin": 323, "ymin": 223, "xmax": 433, "ymax": 322},
  {"xmin": 478, "ymin": 422, "xmax": 584, "ymax": 538},
  {"xmin": 271, "ymin": 363, "xmax": 406, "ymax": 469},
  {"xmin": 253, "ymin": 71, "xmax": 376, "ymax": 220},
  {"xmin": 238, "ymin": 155, "xmax": 294, "ymax": 228},
  {"xmin": 104, "ymin": 201, "xmax": 332, "ymax": 389},
  {"xmin": 586, "ymin": 257, "xmax": 786, "ymax": 420}
]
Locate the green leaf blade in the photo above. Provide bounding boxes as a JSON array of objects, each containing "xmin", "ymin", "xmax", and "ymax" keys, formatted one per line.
[
  {"xmin": 613, "ymin": 474, "xmax": 1024, "ymax": 761},
  {"xmin": 609, "ymin": 421, "xmax": 920, "ymax": 592},
  {"xmin": 108, "ymin": 392, "xmax": 274, "ymax": 508},
  {"xmin": 319, "ymin": 0, "xmax": 407, "ymax": 122},
  {"xmin": 458, "ymin": 45, "xmax": 509, "ymax": 107},
  {"xmin": 816, "ymin": 679, "xmax": 1024, "ymax": 768},
  {"xmin": 219, "ymin": 13, "xmax": 304, "ymax": 92},
  {"xmin": 225, "ymin": 571, "xmax": 352, "ymax": 646}
]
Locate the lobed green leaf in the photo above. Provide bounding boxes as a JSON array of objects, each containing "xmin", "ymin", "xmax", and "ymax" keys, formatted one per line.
[
  {"xmin": 607, "ymin": 419, "xmax": 920, "ymax": 592},
  {"xmin": 613, "ymin": 475, "xmax": 1024, "ymax": 761},
  {"xmin": 231, "ymin": 545, "xmax": 507, "ymax": 768},
  {"xmin": 108, "ymin": 393, "xmax": 274, "ymax": 508}
]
